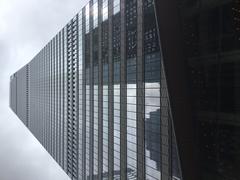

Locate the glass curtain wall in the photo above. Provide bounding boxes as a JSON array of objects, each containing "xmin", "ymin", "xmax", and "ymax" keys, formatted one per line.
[
  {"xmin": 102, "ymin": 27, "xmax": 109, "ymax": 180},
  {"xmin": 93, "ymin": 0, "xmax": 99, "ymax": 177},
  {"xmin": 176, "ymin": 0, "xmax": 240, "ymax": 179},
  {"xmin": 112, "ymin": 0, "xmax": 121, "ymax": 177},
  {"xmin": 101, "ymin": 1, "xmax": 109, "ymax": 177},
  {"xmin": 126, "ymin": 0, "xmax": 138, "ymax": 179},
  {"xmin": 144, "ymin": 0, "xmax": 161, "ymax": 179},
  {"xmin": 78, "ymin": 10, "xmax": 83, "ymax": 179},
  {"xmin": 85, "ymin": 3, "xmax": 91, "ymax": 179}
]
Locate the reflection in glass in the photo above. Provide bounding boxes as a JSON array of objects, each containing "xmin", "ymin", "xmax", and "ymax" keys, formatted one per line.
[
  {"xmin": 85, "ymin": 18, "xmax": 91, "ymax": 178},
  {"xmin": 113, "ymin": 9, "xmax": 121, "ymax": 179},
  {"xmin": 85, "ymin": 75, "xmax": 90, "ymax": 179},
  {"xmin": 144, "ymin": 0, "xmax": 162, "ymax": 179},
  {"xmin": 102, "ymin": 64, "xmax": 108, "ymax": 179},
  {"xmin": 126, "ymin": 0, "xmax": 137, "ymax": 178},
  {"xmin": 93, "ymin": 26, "xmax": 99, "ymax": 178},
  {"xmin": 176, "ymin": 0, "xmax": 240, "ymax": 179},
  {"xmin": 145, "ymin": 109, "xmax": 161, "ymax": 179},
  {"xmin": 102, "ymin": 0, "xmax": 108, "ymax": 22},
  {"xmin": 85, "ymin": 3, "xmax": 90, "ymax": 34},
  {"xmin": 93, "ymin": 0, "xmax": 98, "ymax": 29},
  {"xmin": 113, "ymin": 0, "xmax": 120, "ymax": 15}
]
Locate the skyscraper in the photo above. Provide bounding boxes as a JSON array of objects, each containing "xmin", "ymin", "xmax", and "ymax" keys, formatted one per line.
[{"xmin": 10, "ymin": 0, "xmax": 240, "ymax": 180}]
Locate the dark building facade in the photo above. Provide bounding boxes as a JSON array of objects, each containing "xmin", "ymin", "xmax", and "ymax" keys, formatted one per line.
[{"xmin": 10, "ymin": 0, "xmax": 240, "ymax": 180}]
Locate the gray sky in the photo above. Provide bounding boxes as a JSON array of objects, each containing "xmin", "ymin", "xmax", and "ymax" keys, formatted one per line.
[{"xmin": 0, "ymin": 0, "xmax": 87, "ymax": 179}]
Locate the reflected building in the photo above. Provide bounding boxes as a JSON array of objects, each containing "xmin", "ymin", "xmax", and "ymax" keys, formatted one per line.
[
  {"xmin": 9, "ymin": 0, "xmax": 240, "ymax": 180},
  {"xmin": 145, "ymin": 109, "xmax": 161, "ymax": 172}
]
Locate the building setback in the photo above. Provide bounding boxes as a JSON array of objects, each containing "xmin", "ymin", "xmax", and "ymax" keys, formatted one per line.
[{"xmin": 10, "ymin": 0, "xmax": 240, "ymax": 180}]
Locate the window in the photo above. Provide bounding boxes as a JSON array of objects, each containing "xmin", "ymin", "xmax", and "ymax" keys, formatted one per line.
[
  {"xmin": 113, "ymin": 0, "xmax": 120, "ymax": 15},
  {"xmin": 93, "ymin": 0, "xmax": 98, "ymax": 28},
  {"xmin": 85, "ymin": 3, "xmax": 90, "ymax": 33},
  {"xmin": 102, "ymin": 0, "xmax": 108, "ymax": 21}
]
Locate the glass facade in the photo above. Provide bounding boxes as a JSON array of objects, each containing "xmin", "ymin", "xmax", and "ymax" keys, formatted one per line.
[
  {"xmin": 93, "ymin": 0, "xmax": 98, "ymax": 29},
  {"xmin": 93, "ymin": 5, "xmax": 99, "ymax": 177},
  {"xmin": 125, "ymin": 0, "xmax": 137, "ymax": 179},
  {"xmin": 174, "ymin": 0, "xmax": 240, "ymax": 180},
  {"xmin": 9, "ymin": 1, "xmax": 180, "ymax": 180},
  {"xmin": 112, "ymin": 3, "xmax": 121, "ymax": 178},
  {"xmin": 113, "ymin": 0, "xmax": 120, "ymax": 15},
  {"xmin": 78, "ymin": 10, "xmax": 83, "ymax": 178},
  {"xmin": 9, "ymin": 1, "xmax": 181, "ymax": 180},
  {"xmin": 102, "ymin": 0, "xmax": 108, "ymax": 21},
  {"xmin": 10, "ymin": 0, "xmax": 240, "ymax": 180},
  {"xmin": 102, "ymin": 20, "xmax": 109, "ymax": 179},
  {"xmin": 85, "ymin": 4, "xmax": 91, "ymax": 178},
  {"xmin": 143, "ymin": 0, "xmax": 161, "ymax": 179}
]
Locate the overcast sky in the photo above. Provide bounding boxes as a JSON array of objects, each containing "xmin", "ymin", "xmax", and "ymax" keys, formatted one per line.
[{"xmin": 0, "ymin": 0, "xmax": 87, "ymax": 179}]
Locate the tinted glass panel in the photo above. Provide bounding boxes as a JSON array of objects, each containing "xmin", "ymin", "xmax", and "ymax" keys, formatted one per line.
[{"xmin": 176, "ymin": 0, "xmax": 240, "ymax": 179}]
